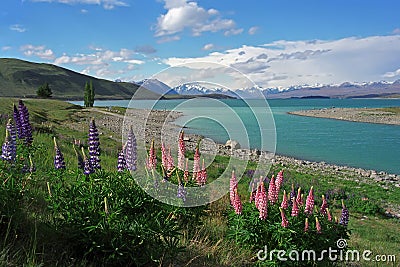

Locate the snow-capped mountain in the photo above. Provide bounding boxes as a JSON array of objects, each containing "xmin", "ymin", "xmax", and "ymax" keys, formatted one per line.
[{"xmin": 135, "ymin": 79, "xmax": 178, "ymax": 95}]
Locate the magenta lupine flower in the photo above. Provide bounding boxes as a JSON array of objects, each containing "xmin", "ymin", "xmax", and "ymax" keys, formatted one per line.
[
  {"xmin": 320, "ymin": 195, "xmax": 328, "ymax": 215},
  {"xmin": 257, "ymin": 182, "xmax": 268, "ymax": 220},
  {"xmin": 1, "ymin": 130, "xmax": 14, "ymax": 162},
  {"xmin": 291, "ymin": 198, "xmax": 299, "ymax": 217},
  {"xmin": 161, "ymin": 143, "xmax": 168, "ymax": 170},
  {"xmin": 268, "ymin": 175, "xmax": 278, "ymax": 204},
  {"xmin": 18, "ymin": 100, "xmax": 33, "ymax": 145},
  {"xmin": 281, "ymin": 190, "xmax": 289, "ymax": 209},
  {"xmin": 230, "ymin": 170, "xmax": 238, "ymax": 206},
  {"xmin": 177, "ymin": 131, "xmax": 186, "ymax": 170},
  {"xmin": 81, "ymin": 147, "xmax": 93, "ymax": 175},
  {"xmin": 275, "ymin": 170, "xmax": 284, "ymax": 193},
  {"xmin": 124, "ymin": 127, "xmax": 137, "ymax": 171},
  {"xmin": 296, "ymin": 188, "xmax": 303, "ymax": 207},
  {"xmin": 304, "ymin": 186, "xmax": 314, "ymax": 215},
  {"xmin": 339, "ymin": 200, "xmax": 349, "ymax": 226},
  {"xmin": 233, "ymin": 188, "xmax": 243, "ymax": 215},
  {"xmin": 280, "ymin": 208, "xmax": 289, "ymax": 228},
  {"xmin": 197, "ymin": 159, "xmax": 207, "ymax": 186},
  {"xmin": 315, "ymin": 217, "xmax": 322, "ymax": 233},
  {"xmin": 166, "ymin": 146, "xmax": 174, "ymax": 170},
  {"xmin": 183, "ymin": 158, "xmax": 189, "ymax": 182},
  {"xmin": 304, "ymin": 218, "xmax": 309, "ymax": 232},
  {"xmin": 88, "ymin": 119, "xmax": 101, "ymax": 170},
  {"xmin": 117, "ymin": 149, "xmax": 127, "ymax": 172},
  {"xmin": 53, "ymin": 137, "xmax": 66, "ymax": 170},
  {"xmin": 13, "ymin": 104, "xmax": 23, "ymax": 139},
  {"xmin": 326, "ymin": 208, "xmax": 332, "ymax": 221},
  {"xmin": 192, "ymin": 146, "xmax": 200, "ymax": 180},
  {"xmin": 147, "ymin": 140, "xmax": 157, "ymax": 169}
]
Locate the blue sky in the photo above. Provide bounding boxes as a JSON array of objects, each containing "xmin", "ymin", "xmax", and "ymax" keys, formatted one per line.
[{"xmin": 2, "ymin": 0, "xmax": 400, "ymax": 89}]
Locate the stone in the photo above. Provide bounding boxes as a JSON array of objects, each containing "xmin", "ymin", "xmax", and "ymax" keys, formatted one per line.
[{"xmin": 225, "ymin": 139, "xmax": 241, "ymax": 149}]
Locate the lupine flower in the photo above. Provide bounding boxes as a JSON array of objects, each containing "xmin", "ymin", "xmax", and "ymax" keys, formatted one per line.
[
  {"xmin": 315, "ymin": 217, "xmax": 322, "ymax": 233},
  {"xmin": 275, "ymin": 170, "xmax": 284, "ymax": 193},
  {"xmin": 305, "ymin": 186, "xmax": 314, "ymax": 215},
  {"xmin": 18, "ymin": 100, "xmax": 33, "ymax": 145},
  {"xmin": 304, "ymin": 218, "xmax": 309, "ymax": 232},
  {"xmin": 230, "ymin": 170, "xmax": 238, "ymax": 205},
  {"xmin": 289, "ymin": 184, "xmax": 296, "ymax": 206},
  {"xmin": 296, "ymin": 188, "xmax": 303, "ymax": 207},
  {"xmin": 177, "ymin": 183, "xmax": 187, "ymax": 202},
  {"xmin": 233, "ymin": 188, "xmax": 243, "ymax": 215},
  {"xmin": 339, "ymin": 200, "xmax": 349, "ymax": 226},
  {"xmin": 73, "ymin": 144, "xmax": 84, "ymax": 169},
  {"xmin": 124, "ymin": 127, "xmax": 137, "ymax": 171},
  {"xmin": 1, "ymin": 130, "xmax": 14, "ymax": 162},
  {"xmin": 53, "ymin": 137, "xmax": 66, "ymax": 170},
  {"xmin": 192, "ymin": 146, "xmax": 200, "ymax": 180},
  {"xmin": 257, "ymin": 182, "xmax": 268, "ymax": 220},
  {"xmin": 13, "ymin": 104, "xmax": 23, "ymax": 139},
  {"xmin": 166, "ymin": 146, "xmax": 174, "ymax": 170},
  {"xmin": 196, "ymin": 159, "xmax": 207, "ymax": 186},
  {"xmin": 326, "ymin": 208, "xmax": 332, "ymax": 221},
  {"xmin": 177, "ymin": 131, "xmax": 186, "ymax": 170},
  {"xmin": 81, "ymin": 147, "xmax": 93, "ymax": 175},
  {"xmin": 5, "ymin": 119, "xmax": 16, "ymax": 161},
  {"xmin": 161, "ymin": 143, "xmax": 168, "ymax": 170},
  {"xmin": 280, "ymin": 208, "xmax": 289, "ymax": 228},
  {"xmin": 320, "ymin": 195, "xmax": 328, "ymax": 215},
  {"xmin": 88, "ymin": 119, "xmax": 101, "ymax": 170},
  {"xmin": 281, "ymin": 190, "xmax": 289, "ymax": 209},
  {"xmin": 268, "ymin": 175, "xmax": 278, "ymax": 204},
  {"xmin": 117, "ymin": 149, "xmax": 127, "ymax": 172},
  {"xmin": 249, "ymin": 183, "xmax": 256, "ymax": 203},
  {"xmin": 291, "ymin": 198, "xmax": 299, "ymax": 217},
  {"xmin": 147, "ymin": 139, "xmax": 157, "ymax": 169},
  {"xmin": 183, "ymin": 158, "xmax": 189, "ymax": 182}
]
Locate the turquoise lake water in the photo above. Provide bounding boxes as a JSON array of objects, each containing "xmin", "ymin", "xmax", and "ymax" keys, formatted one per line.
[{"xmin": 71, "ymin": 98, "xmax": 400, "ymax": 174}]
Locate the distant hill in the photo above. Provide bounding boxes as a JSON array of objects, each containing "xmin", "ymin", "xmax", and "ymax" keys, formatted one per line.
[{"xmin": 0, "ymin": 58, "xmax": 160, "ymax": 100}]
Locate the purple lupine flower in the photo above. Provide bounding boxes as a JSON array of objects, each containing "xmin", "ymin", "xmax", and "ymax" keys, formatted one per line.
[
  {"xmin": 339, "ymin": 200, "xmax": 349, "ymax": 226},
  {"xmin": 117, "ymin": 148, "xmax": 127, "ymax": 172},
  {"xmin": 13, "ymin": 104, "xmax": 23, "ymax": 139},
  {"xmin": 1, "ymin": 130, "xmax": 14, "ymax": 162},
  {"xmin": 18, "ymin": 100, "xmax": 33, "ymax": 145},
  {"xmin": 177, "ymin": 183, "xmax": 187, "ymax": 202},
  {"xmin": 124, "ymin": 127, "xmax": 137, "ymax": 171},
  {"xmin": 6, "ymin": 119, "xmax": 17, "ymax": 161},
  {"xmin": 53, "ymin": 137, "xmax": 66, "ymax": 170},
  {"xmin": 81, "ymin": 147, "xmax": 93, "ymax": 175},
  {"xmin": 88, "ymin": 119, "xmax": 101, "ymax": 170},
  {"xmin": 73, "ymin": 144, "xmax": 84, "ymax": 169}
]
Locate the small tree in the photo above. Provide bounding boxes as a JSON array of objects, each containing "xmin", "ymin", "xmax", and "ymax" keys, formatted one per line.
[
  {"xmin": 84, "ymin": 81, "xmax": 95, "ymax": 107},
  {"xmin": 89, "ymin": 80, "xmax": 95, "ymax": 107},
  {"xmin": 37, "ymin": 82, "xmax": 52, "ymax": 98}
]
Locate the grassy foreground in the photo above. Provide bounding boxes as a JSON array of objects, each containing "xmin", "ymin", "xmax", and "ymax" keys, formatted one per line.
[{"xmin": 0, "ymin": 98, "xmax": 398, "ymax": 266}]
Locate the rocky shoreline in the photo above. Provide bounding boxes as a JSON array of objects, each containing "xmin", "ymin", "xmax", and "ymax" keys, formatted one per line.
[{"xmin": 289, "ymin": 107, "xmax": 400, "ymax": 125}]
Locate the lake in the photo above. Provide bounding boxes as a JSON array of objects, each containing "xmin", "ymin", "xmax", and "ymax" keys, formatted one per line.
[{"xmin": 70, "ymin": 98, "xmax": 400, "ymax": 174}]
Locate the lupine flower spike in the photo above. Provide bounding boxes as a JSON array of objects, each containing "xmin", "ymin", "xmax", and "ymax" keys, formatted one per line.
[
  {"xmin": 81, "ymin": 147, "xmax": 93, "ymax": 175},
  {"xmin": 268, "ymin": 175, "xmax": 278, "ymax": 204},
  {"xmin": 233, "ymin": 188, "xmax": 243, "ymax": 215},
  {"xmin": 257, "ymin": 182, "xmax": 268, "ymax": 220},
  {"xmin": 192, "ymin": 146, "xmax": 200, "ymax": 180},
  {"xmin": 326, "ymin": 208, "xmax": 332, "ymax": 221},
  {"xmin": 18, "ymin": 100, "xmax": 33, "ymax": 145},
  {"xmin": 315, "ymin": 217, "xmax": 322, "ymax": 233},
  {"xmin": 281, "ymin": 190, "xmax": 289, "ymax": 209},
  {"xmin": 296, "ymin": 188, "xmax": 302, "ymax": 207},
  {"xmin": 1, "ymin": 130, "xmax": 14, "ymax": 162},
  {"xmin": 289, "ymin": 183, "xmax": 296, "ymax": 206},
  {"xmin": 6, "ymin": 119, "xmax": 17, "ymax": 160},
  {"xmin": 161, "ymin": 143, "xmax": 168, "ymax": 170},
  {"xmin": 230, "ymin": 170, "xmax": 238, "ymax": 206},
  {"xmin": 197, "ymin": 159, "xmax": 207, "ymax": 186},
  {"xmin": 305, "ymin": 186, "xmax": 314, "ymax": 215},
  {"xmin": 291, "ymin": 197, "xmax": 299, "ymax": 217},
  {"xmin": 53, "ymin": 137, "xmax": 66, "ymax": 170},
  {"xmin": 183, "ymin": 158, "xmax": 189, "ymax": 182},
  {"xmin": 280, "ymin": 208, "xmax": 289, "ymax": 228},
  {"xmin": 124, "ymin": 126, "xmax": 137, "ymax": 171},
  {"xmin": 254, "ymin": 179, "xmax": 262, "ymax": 209},
  {"xmin": 177, "ymin": 131, "xmax": 186, "ymax": 170},
  {"xmin": 166, "ymin": 146, "xmax": 174, "ymax": 171},
  {"xmin": 320, "ymin": 195, "xmax": 328, "ymax": 215},
  {"xmin": 339, "ymin": 199, "xmax": 349, "ymax": 226},
  {"xmin": 304, "ymin": 218, "xmax": 309, "ymax": 232},
  {"xmin": 275, "ymin": 170, "xmax": 284, "ymax": 193},
  {"xmin": 88, "ymin": 118, "xmax": 101, "ymax": 170},
  {"xmin": 249, "ymin": 183, "xmax": 256, "ymax": 203},
  {"xmin": 147, "ymin": 139, "xmax": 157, "ymax": 169},
  {"xmin": 73, "ymin": 144, "xmax": 84, "ymax": 169},
  {"xmin": 176, "ymin": 169, "xmax": 187, "ymax": 202},
  {"xmin": 13, "ymin": 104, "xmax": 22, "ymax": 139},
  {"xmin": 117, "ymin": 148, "xmax": 127, "ymax": 172}
]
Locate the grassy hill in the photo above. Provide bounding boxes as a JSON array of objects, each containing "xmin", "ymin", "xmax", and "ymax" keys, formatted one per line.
[{"xmin": 0, "ymin": 58, "xmax": 160, "ymax": 100}]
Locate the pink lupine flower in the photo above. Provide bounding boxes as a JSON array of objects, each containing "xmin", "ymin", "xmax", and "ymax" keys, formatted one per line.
[
  {"xmin": 280, "ymin": 208, "xmax": 289, "ymax": 228},
  {"xmin": 296, "ymin": 187, "xmax": 302, "ymax": 207},
  {"xmin": 291, "ymin": 198, "xmax": 299, "ymax": 217},
  {"xmin": 255, "ymin": 179, "xmax": 264, "ymax": 209},
  {"xmin": 281, "ymin": 190, "xmax": 289, "ymax": 209},
  {"xmin": 258, "ymin": 183, "xmax": 268, "ymax": 220},
  {"xmin": 183, "ymin": 158, "xmax": 189, "ymax": 182},
  {"xmin": 233, "ymin": 188, "xmax": 242, "ymax": 215},
  {"xmin": 166, "ymin": 146, "xmax": 174, "ymax": 170},
  {"xmin": 326, "ymin": 208, "xmax": 332, "ymax": 221},
  {"xmin": 315, "ymin": 217, "xmax": 322, "ymax": 233},
  {"xmin": 268, "ymin": 175, "xmax": 278, "ymax": 204},
  {"xmin": 230, "ymin": 170, "xmax": 238, "ymax": 206},
  {"xmin": 178, "ymin": 131, "xmax": 186, "ymax": 170},
  {"xmin": 304, "ymin": 218, "xmax": 309, "ymax": 232},
  {"xmin": 161, "ymin": 143, "xmax": 168, "ymax": 170},
  {"xmin": 320, "ymin": 195, "xmax": 328, "ymax": 215},
  {"xmin": 275, "ymin": 170, "xmax": 284, "ymax": 193},
  {"xmin": 304, "ymin": 186, "xmax": 314, "ymax": 215},
  {"xmin": 147, "ymin": 140, "xmax": 157, "ymax": 169},
  {"xmin": 196, "ymin": 159, "xmax": 207, "ymax": 186},
  {"xmin": 192, "ymin": 146, "xmax": 200, "ymax": 180}
]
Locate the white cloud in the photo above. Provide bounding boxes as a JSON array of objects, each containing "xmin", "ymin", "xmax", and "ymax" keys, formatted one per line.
[
  {"xmin": 202, "ymin": 43, "xmax": 214, "ymax": 50},
  {"xmin": 224, "ymin": 28, "xmax": 243, "ymax": 36},
  {"xmin": 155, "ymin": 0, "xmax": 241, "ymax": 40},
  {"xmin": 248, "ymin": 26, "xmax": 259, "ymax": 35},
  {"xmin": 2, "ymin": 46, "xmax": 12, "ymax": 51},
  {"xmin": 20, "ymin": 44, "xmax": 55, "ymax": 60},
  {"xmin": 393, "ymin": 28, "xmax": 400, "ymax": 35},
  {"xmin": 10, "ymin": 24, "xmax": 27, "ymax": 32},
  {"xmin": 162, "ymin": 35, "xmax": 400, "ymax": 89},
  {"xmin": 156, "ymin": 35, "xmax": 181, "ymax": 43},
  {"xmin": 29, "ymin": 0, "xmax": 128, "ymax": 9}
]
